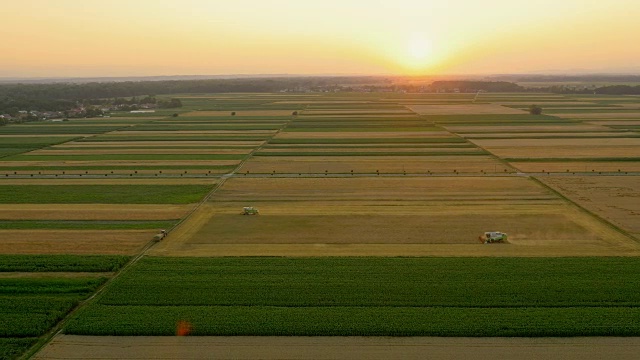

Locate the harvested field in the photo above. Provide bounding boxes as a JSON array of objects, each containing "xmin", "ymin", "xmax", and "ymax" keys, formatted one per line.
[
  {"xmin": 408, "ymin": 104, "xmax": 527, "ymax": 115},
  {"xmin": 153, "ymin": 199, "xmax": 638, "ymax": 257},
  {"xmin": 113, "ymin": 130, "xmax": 276, "ymax": 136},
  {"xmin": 54, "ymin": 141, "xmax": 263, "ymax": 147},
  {"xmin": 150, "ymin": 174, "xmax": 639, "ymax": 257},
  {"xmin": 494, "ymin": 101, "xmax": 596, "ymax": 106},
  {"xmin": 473, "ymin": 138, "xmax": 640, "ymax": 147},
  {"xmin": 275, "ymin": 131, "xmax": 454, "ymax": 139},
  {"xmin": 445, "ymin": 124, "xmax": 612, "ymax": 133},
  {"xmin": 176, "ymin": 210, "xmax": 597, "ymax": 245},
  {"xmin": 539, "ymin": 176, "xmax": 640, "ymax": 237},
  {"xmin": 484, "ymin": 146, "xmax": 640, "ymax": 159},
  {"xmin": 302, "ymin": 110, "xmax": 412, "ymax": 115},
  {"xmin": 510, "ymin": 161, "xmax": 640, "ymax": 173},
  {"xmin": 28, "ymin": 148, "xmax": 251, "ymax": 155},
  {"xmin": 0, "ymin": 230, "xmax": 154, "ymax": 255},
  {"xmin": 298, "ymin": 114, "xmax": 420, "ymax": 119},
  {"xmin": 459, "ymin": 132, "xmax": 631, "ymax": 139},
  {"xmin": 33, "ymin": 335, "xmax": 640, "ymax": 360},
  {"xmin": 0, "ymin": 204, "xmax": 193, "ymax": 221},
  {"xmin": 0, "ymin": 178, "xmax": 216, "ymax": 185},
  {"xmin": 472, "ymin": 138, "xmax": 640, "ymax": 159},
  {"xmin": 182, "ymin": 110, "xmax": 297, "ymax": 117},
  {"xmin": 0, "ymin": 160, "xmax": 240, "ymax": 168},
  {"xmin": 212, "ymin": 177, "xmax": 553, "ymax": 201},
  {"xmin": 239, "ymin": 156, "xmax": 512, "ymax": 173},
  {"xmin": 553, "ymin": 112, "xmax": 640, "ymax": 119},
  {"xmin": 588, "ymin": 120, "xmax": 640, "ymax": 126},
  {"xmin": 255, "ymin": 147, "xmax": 483, "ymax": 154}
]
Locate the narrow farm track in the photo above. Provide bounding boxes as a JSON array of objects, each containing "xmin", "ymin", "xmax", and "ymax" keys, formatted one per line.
[{"xmin": 25, "ymin": 111, "xmax": 304, "ymax": 360}]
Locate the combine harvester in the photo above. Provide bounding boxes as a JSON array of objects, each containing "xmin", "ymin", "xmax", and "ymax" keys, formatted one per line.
[
  {"xmin": 242, "ymin": 207, "xmax": 260, "ymax": 215},
  {"xmin": 479, "ymin": 231, "xmax": 507, "ymax": 244}
]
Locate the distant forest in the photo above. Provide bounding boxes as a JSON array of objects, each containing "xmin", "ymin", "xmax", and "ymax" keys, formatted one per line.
[{"xmin": 1, "ymin": 77, "xmax": 640, "ymax": 114}]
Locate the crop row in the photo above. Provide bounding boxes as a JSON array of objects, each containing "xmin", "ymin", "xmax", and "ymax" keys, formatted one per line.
[
  {"xmin": 0, "ymin": 184, "xmax": 213, "ymax": 204},
  {"xmin": 6, "ymin": 154, "xmax": 246, "ymax": 161},
  {"xmin": 63, "ymin": 257, "xmax": 640, "ymax": 337},
  {"xmin": 254, "ymin": 151, "xmax": 486, "ymax": 157},
  {"xmin": 0, "ymin": 255, "xmax": 129, "ymax": 272},
  {"xmin": 95, "ymin": 257, "xmax": 640, "ymax": 308},
  {"xmin": 1, "ymin": 279, "xmax": 107, "ymax": 337},
  {"xmin": 66, "ymin": 304, "xmax": 640, "ymax": 337},
  {"xmin": 0, "ymin": 338, "xmax": 36, "ymax": 360},
  {"xmin": 0, "ymin": 220, "xmax": 177, "ymax": 230}
]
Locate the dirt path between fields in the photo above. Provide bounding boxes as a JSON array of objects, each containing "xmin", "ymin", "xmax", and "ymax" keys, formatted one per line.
[{"xmin": 35, "ymin": 335, "xmax": 640, "ymax": 360}]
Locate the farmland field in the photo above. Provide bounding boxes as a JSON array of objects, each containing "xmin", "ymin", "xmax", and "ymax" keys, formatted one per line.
[
  {"xmin": 0, "ymin": 255, "xmax": 128, "ymax": 359},
  {"xmin": 1, "ymin": 92, "xmax": 639, "ymax": 359},
  {"xmin": 65, "ymin": 257, "xmax": 640, "ymax": 337}
]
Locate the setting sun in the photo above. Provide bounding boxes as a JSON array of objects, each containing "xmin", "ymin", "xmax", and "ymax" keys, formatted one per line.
[{"xmin": 406, "ymin": 34, "xmax": 433, "ymax": 69}]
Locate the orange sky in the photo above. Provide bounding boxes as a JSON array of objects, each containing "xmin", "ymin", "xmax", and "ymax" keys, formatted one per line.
[{"xmin": 2, "ymin": 0, "xmax": 640, "ymax": 77}]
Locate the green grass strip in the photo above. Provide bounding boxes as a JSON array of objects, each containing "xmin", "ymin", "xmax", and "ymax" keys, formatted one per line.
[
  {"xmin": 0, "ymin": 184, "xmax": 214, "ymax": 204},
  {"xmin": 5, "ymin": 154, "xmax": 246, "ymax": 161},
  {"xmin": 0, "ymin": 255, "xmax": 130, "ymax": 272},
  {"xmin": 0, "ymin": 220, "xmax": 178, "ymax": 230}
]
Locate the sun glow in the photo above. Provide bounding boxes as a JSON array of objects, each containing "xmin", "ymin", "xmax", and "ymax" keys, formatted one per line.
[
  {"xmin": 408, "ymin": 35, "xmax": 432, "ymax": 63},
  {"xmin": 389, "ymin": 33, "xmax": 440, "ymax": 74}
]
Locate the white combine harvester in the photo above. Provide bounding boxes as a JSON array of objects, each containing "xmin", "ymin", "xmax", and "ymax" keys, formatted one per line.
[
  {"xmin": 479, "ymin": 231, "xmax": 507, "ymax": 244},
  {"xmin": 242, "ymin": 207, "xmax": 260, "ymax": 215}
]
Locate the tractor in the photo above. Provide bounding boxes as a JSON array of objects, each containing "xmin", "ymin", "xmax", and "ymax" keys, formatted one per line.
[
  {"xmin": 242, "ymin": 207, "xmax": 260, "ymax": 215},
  {"xmin": 479, "ymin": 231, "xmax": 507, "ymax": 244}
]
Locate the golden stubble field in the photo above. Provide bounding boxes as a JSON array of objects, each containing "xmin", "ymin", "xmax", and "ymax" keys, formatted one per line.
[
  {"xmin": 539, "ymin": 176, "xmax": 640, "ymax": 238},
  {"xmin": 240, "ymin": 155, "xmax": 512, "ymax": 173},
  {"xmin": 471, "ymin": 138, "xmax": 640, "ymax": 159},
  {"xmin": 0, "ymin": 230, "xmax": 155, "ymax": 255},
  {"xmin": 511, "ymin": 162, "xmax": 640, "ymax": 173},
  {"xmin": 408, "ymin": 104, "xmax": 527, "ymax": 115},
  {"xmin": 152, "ymin": 177, "xmax": 640, "ymax": 257}
]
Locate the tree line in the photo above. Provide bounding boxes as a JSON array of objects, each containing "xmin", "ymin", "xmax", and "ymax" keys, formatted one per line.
[{"xmin": 1, "ymin": 77, "xmax": 639, "ymax": 115}]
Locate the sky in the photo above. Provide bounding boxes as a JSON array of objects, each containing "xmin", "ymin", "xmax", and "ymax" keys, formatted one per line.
[{"xmin": 2, "ymin": 0, "xmax": 640, "ymax": 77}]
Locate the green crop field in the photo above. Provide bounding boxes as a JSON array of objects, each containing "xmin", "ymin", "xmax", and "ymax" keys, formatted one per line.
[
  {"xmin": 0, "ymin": 220, "xmax": 178, "ymax": 230},
  {"xmin": 0, "ymin": 137, "xmax": 79, "ymax": 159},
  {"xmin": 80, "ymin": 135, "xmax": 268, "ymax": 142},
  {"xmin": 66, "ymin": 257, "xmax": 640, "ymax": 337},
  {"xmin": 0, "ymin": 184, "xmax": 213, "ymax": 204},
  {"xmin": 269, "ymin": 138, "xmax": 466, "ymax": 144},
  {"xmin": 0, "ymin": 255, "xmax": 129, "ymax": 272},
  {"xmin": 5, "ymin": 154, "xmax": 246, "ymax": 161},
  {"xmin": 0, "ymin": 165, "xmax": 236, "ymax": 172},
  {"xmin": 254, "ymin": 151, "xmax": 486, "ymax": 156},
  {"xmin": 0, "ymin": 126, "xmax": 125, "ymax": 135},
  {"xmin": 0, "ymin": 255, "xmax": 130, "ymax": 359}
]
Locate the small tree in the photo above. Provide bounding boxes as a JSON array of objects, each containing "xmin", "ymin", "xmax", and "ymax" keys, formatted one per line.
[
  {"xmin": 231, "ymin": 111, "xmax": 236, "ymax": 116},
  {"xmin": 172, "ymin": 113, "xmax": 179, "ymax": 117},
  {"xmin": 529, "ymin": 104, "xmax": 543, "ymax": 115},
  {"xmin": 292, "ymin": 111, "xmax": 298, "ymax": 116}
]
